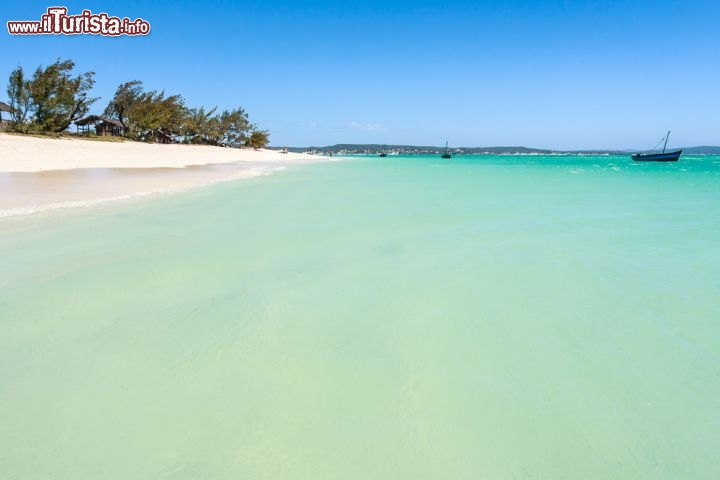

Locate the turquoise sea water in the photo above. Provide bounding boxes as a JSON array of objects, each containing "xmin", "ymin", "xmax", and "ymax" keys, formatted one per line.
[{"xmin": 1, "ymin": 155, "xmax": 719, "ymax": 479}]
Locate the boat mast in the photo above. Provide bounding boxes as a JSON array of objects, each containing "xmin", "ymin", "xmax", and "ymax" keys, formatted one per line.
[{"xmin": 662, "ymin": 130, "xmax": 670, "ymax": 154}]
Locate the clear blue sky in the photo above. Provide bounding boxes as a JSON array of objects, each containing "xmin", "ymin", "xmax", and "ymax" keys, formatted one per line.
[{"xmin": 2, "ymin": 0, "xmax": 718, "ymax": 149}]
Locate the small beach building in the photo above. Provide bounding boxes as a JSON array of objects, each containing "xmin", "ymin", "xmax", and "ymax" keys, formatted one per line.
[
  {"xmin": 153, "ymin": 129, "xmax": 175, "ymax": 144},
  {"xmin": 0, "ymin": 101, "xmax": 12, "ymax": 127},
  {"xmin": 75, "ymin": 115, "xmax": 127, "ymax": 137}
]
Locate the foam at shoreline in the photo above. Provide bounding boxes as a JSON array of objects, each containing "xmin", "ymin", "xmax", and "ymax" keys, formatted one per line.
[
  {"xmin": 0, "ymin": 134, "xmax": 326, "ymax": 219},
  {"xmin": 0, "ymin": 164, "xmax": 288, "ymax": 219}
]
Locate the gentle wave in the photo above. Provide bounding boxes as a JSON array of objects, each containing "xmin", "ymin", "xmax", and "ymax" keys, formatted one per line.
[{"xmin": 0, "ymin": 166, "xmax": 286, "ymax": 219}]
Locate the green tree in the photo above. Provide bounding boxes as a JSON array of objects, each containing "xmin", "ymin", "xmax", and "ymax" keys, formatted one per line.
[
  {"xmin": 216, "ymin": 107, "xmax": 252, "ymax": 147},
  {"xmin": 125, "ymin": 90, "xmax": 187, "ymax": 142},
  {"xmin": 28, "ymin": 59, "xmax": 97, "ymax": 133},
  {"xmin": 246, "ymin": 129, "xmax": 270, "ymax": 149},
  {"xmin": 6, "ymin": 66, "xmax": 31, "ymax": 132},
  {"xmin": 182, "ymin": 106, "xmax": 220, "ymax": 144},
  {"xmin": 105, "ymin": 81, "xmax": 186, "ymax": 141},
  {"xmin": 103, "ymin": 80, "xmax": 143, "ymax": 127}
]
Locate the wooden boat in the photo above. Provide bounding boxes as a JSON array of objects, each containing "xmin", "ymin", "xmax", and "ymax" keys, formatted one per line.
[
  {"xmin": 632, "ymin": 131, "xmax": 681, "ymax": 161},
  {"xmin": 441, "ymin": 141, "xmax": 451, "ymax": 159}
]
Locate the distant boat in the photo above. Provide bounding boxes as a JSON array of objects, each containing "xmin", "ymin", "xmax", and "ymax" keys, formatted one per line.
[
  {"xmin": 632, "ymin": 131, "xmax": 681, "ymax": 162},
  {"xmin": 379, "ymin": 152, "xmax": 388, "ymax": 157},
  {"xmin": 441, "ymin": 141, "xmax": 451, "ymax": 159}
]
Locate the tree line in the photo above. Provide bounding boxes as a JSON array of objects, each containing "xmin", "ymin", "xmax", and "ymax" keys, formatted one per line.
[{"xmin": 5, "ymin": 58, "xmax": 269, "ymax": 148}]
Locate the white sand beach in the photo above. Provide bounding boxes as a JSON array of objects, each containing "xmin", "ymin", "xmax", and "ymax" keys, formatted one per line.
[
  {"xmin": 0, "ymin": 133, "xmax": 321, "ymax": 216},
  {"xmin": 0, "ymin": 133, "xmax": 315, "ymax": 172}
]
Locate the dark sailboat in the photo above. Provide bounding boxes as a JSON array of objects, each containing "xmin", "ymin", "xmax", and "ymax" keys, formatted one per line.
[
  {"xmin": 632, "ymin": 131, "xmax": 682, "ymax": 162},
  {"xmin": 441, "ymin": 141, "xmax": 451, "ymax": 159}
]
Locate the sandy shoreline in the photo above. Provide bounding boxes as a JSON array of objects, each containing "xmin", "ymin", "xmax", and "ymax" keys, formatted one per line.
[
  {"xmin": 0, "ymin": 133, "xmax": 316, "ymax": 172},
  {"xmin": 0, "ymin": 134, "xmax": 322, "ymax": 217}
]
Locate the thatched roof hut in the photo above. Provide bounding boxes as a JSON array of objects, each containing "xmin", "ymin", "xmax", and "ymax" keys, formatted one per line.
[
  {"xmin": 75, "ymin": 115, "xmax": 127, "ymax": 136},
  {"xmin": 0, "ymin": 101, "xmax": 12, "ymax": 126},
  {"xmin": 153, "ymin": 129, "xmax": 175, "ymax": 144}
]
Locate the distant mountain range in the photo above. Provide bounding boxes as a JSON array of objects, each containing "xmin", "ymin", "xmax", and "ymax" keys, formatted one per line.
[
  {"xmin": 274, "ymin": 144, "xmax": 720, "ymax": 155},
  {"xmin": 678, "ymin": 146, "xmax": 720, "ymax": 155}
]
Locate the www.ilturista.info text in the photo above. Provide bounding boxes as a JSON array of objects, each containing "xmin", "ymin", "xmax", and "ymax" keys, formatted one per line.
[{"xmin": 7, "ymin": 7, "xmax": 150, "ymax": 36}]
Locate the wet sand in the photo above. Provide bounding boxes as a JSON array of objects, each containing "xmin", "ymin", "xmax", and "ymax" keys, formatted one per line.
[
  {"xmin": 0, "ymin": 162, "xmax": 300, "ymax": 217},
  {"xmin": 0, "ymin": 134, "xmax": 322, "ymax": 217}
]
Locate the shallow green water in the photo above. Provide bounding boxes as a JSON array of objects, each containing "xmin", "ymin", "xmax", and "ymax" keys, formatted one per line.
[{"xmin": 2, "ymin": 155, "xmax": 719, "ymax": 479}]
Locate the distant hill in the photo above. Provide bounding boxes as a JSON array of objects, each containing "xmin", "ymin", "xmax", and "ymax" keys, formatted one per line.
[
  {"xmin": 271, "ymin": 144, "xmax": 720, "ymax": 155},
  {"xmin": 680, "ymin": 146, "xmax": 720, "ymax": 155},
  {"xmin": 273, "ymin": 144, "xmax": 620, "ymax": 155}
]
